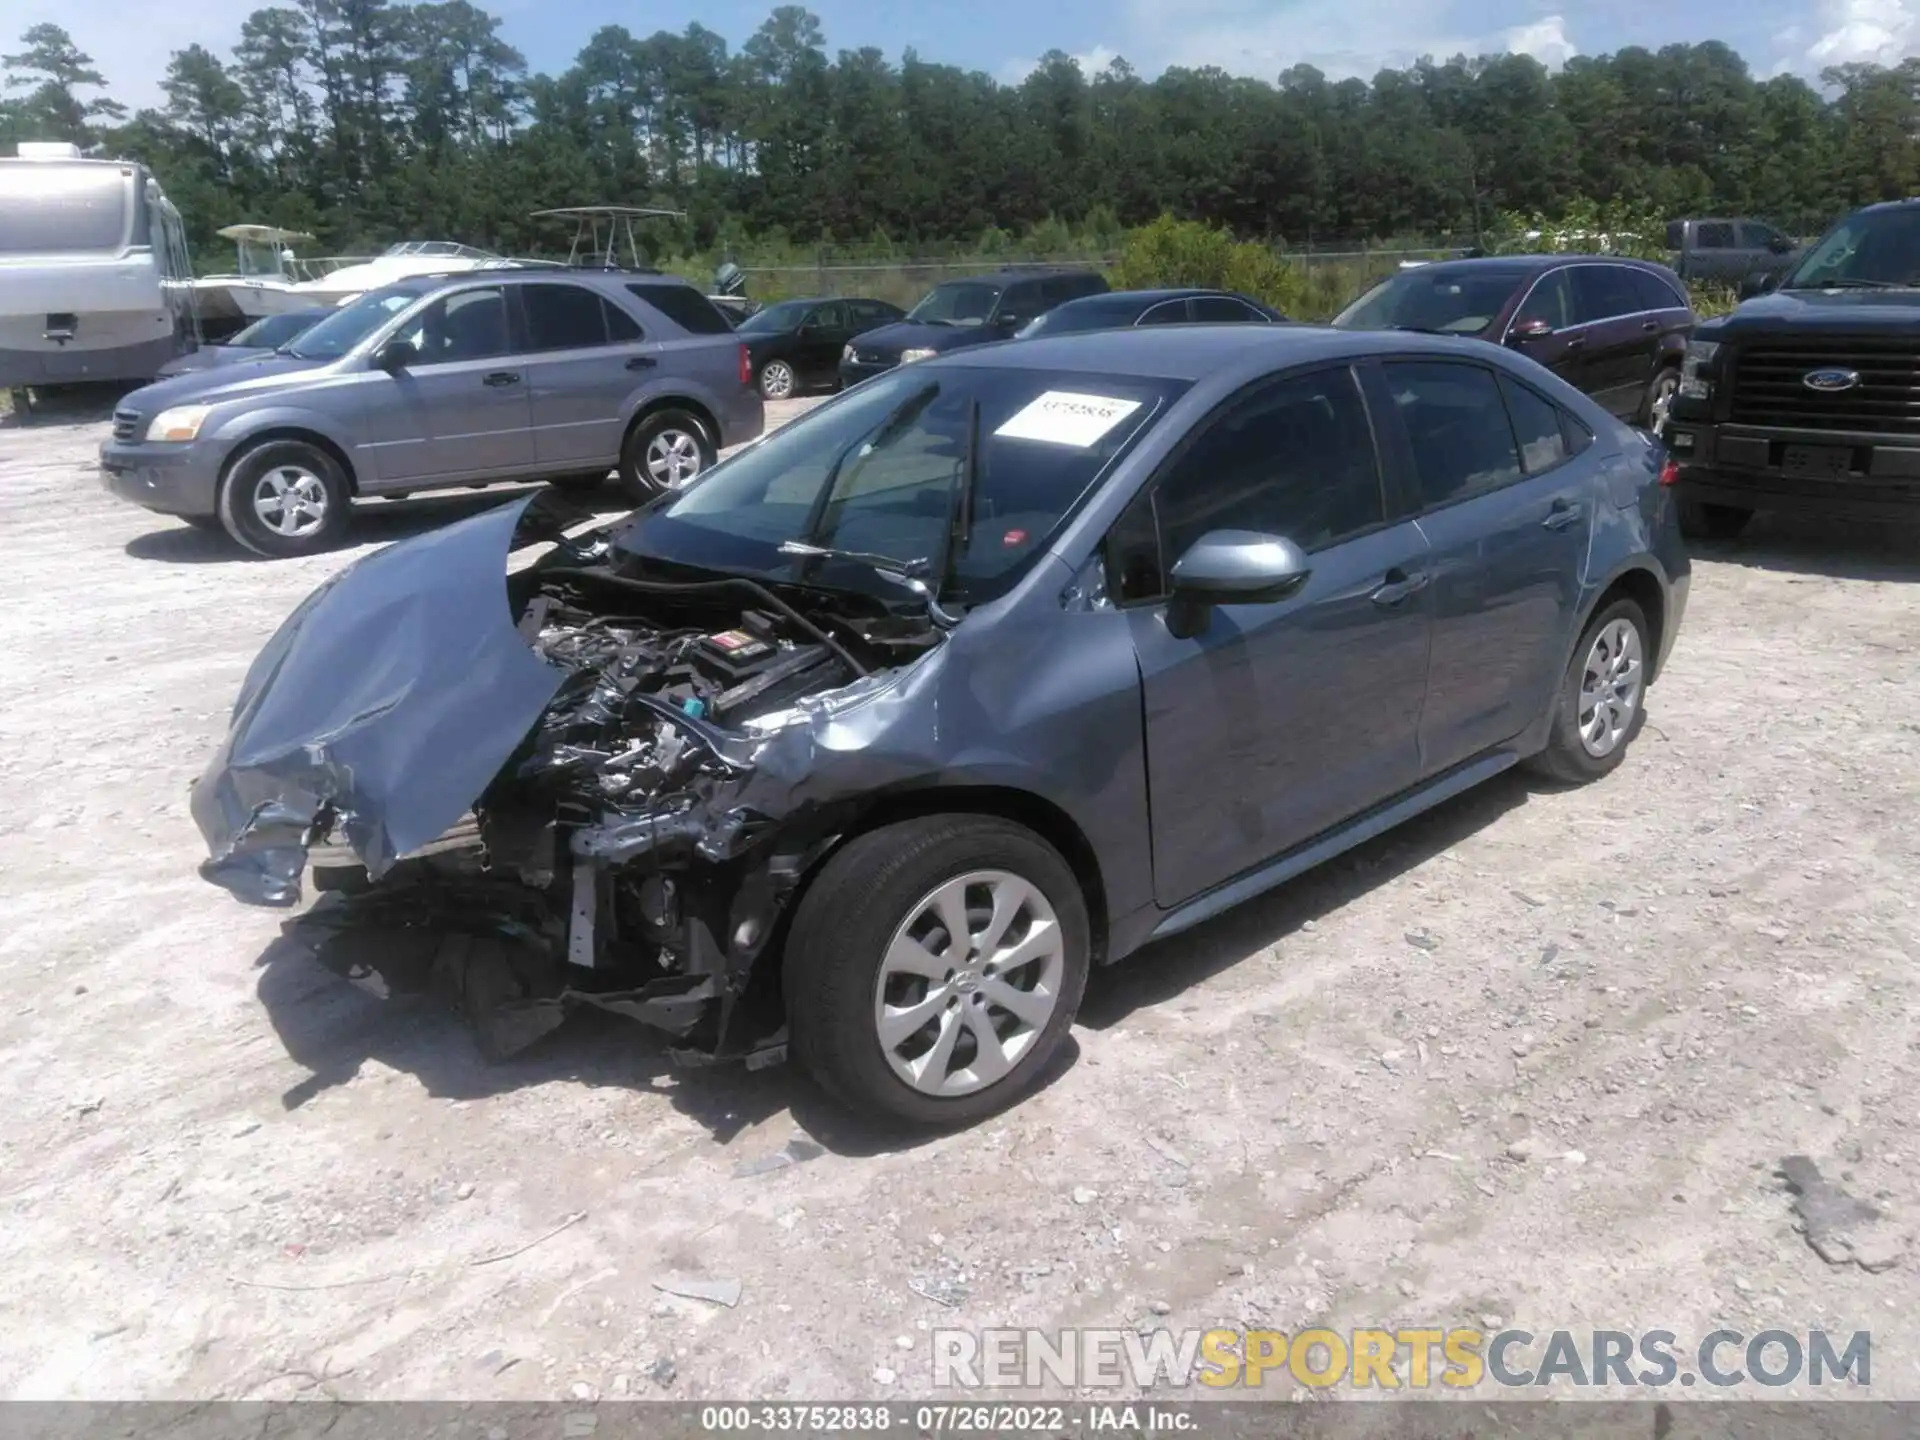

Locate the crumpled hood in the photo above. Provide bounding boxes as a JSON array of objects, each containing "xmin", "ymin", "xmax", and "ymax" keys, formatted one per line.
[{"xmin": 191, "ymin": 495, "xmax": 569, "ymax": 907}]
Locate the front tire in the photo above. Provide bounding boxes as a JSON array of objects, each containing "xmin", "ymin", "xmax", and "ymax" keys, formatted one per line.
[
  {"xmin": 784, "ymin": 815, "xmax": 1091, "ymax": 1128},
  {"xmin": 617, "ymin": 409, "xmax": 715, "ymax": 500},
  {"xmin": 1526, "ymin": 597, "xmax": 1649, "ymax": 786},
  {"xmin": 217, "ymin": 439, "xmax": 350, "ymax": 558},
  {"xmin": 1677, "ymin": 498, "xmax": 1751, "ymax": 540}
]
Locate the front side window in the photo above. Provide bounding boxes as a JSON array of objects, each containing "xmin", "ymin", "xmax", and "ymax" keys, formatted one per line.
[
  {"xmin": 1136, "ymin": 300, "xmax": 1190, "ymax": 326},
  {"xmin": 1514, "ymin": 270, "xmax": 1574, "ymax": 330},
  {"xmin": 392, "ymin": 286, "xmax": 511, "ymax": 364},
  {"xmin": 1383, "ymin": 360, "xmax": 1524, "ymax": 509},
  {"xmin": 1107, "ymin": 366, "xmax": 1385, "ymax": 604},
  {"xmin": 808, "ymin": 301, "xmax": 847, "ymax": 330},
  {"xmin": 522, "ymin": 283, "xmax": 611, "ymax": 350},
  {"xmin": 617, "ymin": 364, "xmax": 1184, "ymax": 607},
  {"xmin": 1696, "ymin": 222, "xmax": 1737, "ymax": 249}
]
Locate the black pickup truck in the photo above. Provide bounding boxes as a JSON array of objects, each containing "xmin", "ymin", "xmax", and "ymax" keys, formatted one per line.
[{"xmin": 1663, "ymin": 199, "xmax": 1920, "ymax": 539}]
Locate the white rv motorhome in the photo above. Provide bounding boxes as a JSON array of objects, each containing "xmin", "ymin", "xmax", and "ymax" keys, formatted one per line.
[{"xmin": 0, "ymin": 142, "xmax": 198, "ymax": 404}]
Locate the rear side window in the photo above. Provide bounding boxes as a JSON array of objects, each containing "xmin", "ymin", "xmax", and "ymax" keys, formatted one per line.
[
  {"xmin": 628, "ymin": 283, "xmax": 733, "ymax": 335},
  {"xmin": 522, "ymin": 283, "xmax": 610, "ymax": 350},
  {"xmin": 1626, "ymin": 268, "xmax": 1685, "ymax": 312},
  {"xmin": 1738, "ymin": 221, "xmax": 1785, "ymax": 249},
  {"xmin": 1383, "ymin": 360, "xmax": 1524, "ymax": 508},
  {"xmin": 1191, "ymin": 295, "xmax": 1268, "ymax": 322},
  {"xmin": 1498, "ymin": 374, "xmax": 1570, "ymax": 475},
  {"xmin": 1570, "ymin": 266, "xmax": 1643, "ymax": 325}
]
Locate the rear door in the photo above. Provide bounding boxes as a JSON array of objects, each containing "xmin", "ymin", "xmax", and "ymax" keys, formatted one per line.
[
  {"xmin": 517, "ymin": 280, "xmax": 647, "ymax": 471},
  {"xmin": 1376, "ymin": 359, "xmax": 1594, "ymax": 776},
  {"xmin": 1569, "ymin": 264, "xmax": 1658, "ymax": 417},
  {"xmin": 624, "ymin": 282, "xmax": 751, "ymax": 421},
  {"xmin": 1114, "ymin": 363, "xmax": 1433, "ymax": 904},
  {"xmin": 356, "ymin": 283, "xmax": 534, "ymax": 485}
]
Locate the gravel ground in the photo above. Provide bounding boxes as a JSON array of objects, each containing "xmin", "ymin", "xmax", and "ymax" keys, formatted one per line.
[{"xmin": 1, "ymin": 389, "xmax": 1917, "ymax": 1403}]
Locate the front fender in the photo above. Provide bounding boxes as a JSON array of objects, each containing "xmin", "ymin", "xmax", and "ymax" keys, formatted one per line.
[{"xmin": 209, "ymin": 406, "xmax": 362, "ymax": 476}]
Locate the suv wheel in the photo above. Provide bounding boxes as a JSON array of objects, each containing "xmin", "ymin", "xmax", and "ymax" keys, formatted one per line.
[
  {"xmin": 784, "ymin": 815, "xmax": 1090, "ymax": 1128},
  {"xmin": 1526, "ymin": 597, "xmax": 1649, "ymax": 786},
  {"xmin": 217, "ymin": 440, "xmax": 350, "ymax": 558},
  {"xmin": 1677, "ymin": 499, "xmax": 1751, "ymax": 541},
  {"xmin": 758, "ymin": 359, "xmax": 797, "ymax": 400},
  {"xmin": 618, "ymin": 409, "xmax": 714, "ymax": 499},
  {"xmin": 1638, "ymin": 365, "xmax": 1680, "ymax": 435}
]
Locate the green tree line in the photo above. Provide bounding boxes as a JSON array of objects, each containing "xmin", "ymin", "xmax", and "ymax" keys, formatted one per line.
[{"xmin": 3, "ymin": 8, "xmax": 1916, "ymax": 267}]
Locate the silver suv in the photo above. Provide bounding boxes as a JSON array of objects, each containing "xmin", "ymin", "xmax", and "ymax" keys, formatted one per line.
[{"xmin": 101, "ymin": 270, "xmax": 765, "ymax": 556}]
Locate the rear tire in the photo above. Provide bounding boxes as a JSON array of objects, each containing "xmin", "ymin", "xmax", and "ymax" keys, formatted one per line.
[
  {"xmin": 1525, "ymin": 597, "xmax": 1650, "ymax": 786},
  {"xmin": 217, "ymin": 439, "xmax": 350, "ymax": 558},
  {"xmin": 616, "ymin": 409, "xmax": 714, "ymax": 501},
  {"xmin": 1677, "ymin": 498, "xmax": 1751, "ymax": 541},
  {"xmin": 784, "ymin": 815, "xmax": 1091, "ymax": 1129},
  {"xmin": 758, "ymin": 359, "xmax": 797, "ymax": 401}
]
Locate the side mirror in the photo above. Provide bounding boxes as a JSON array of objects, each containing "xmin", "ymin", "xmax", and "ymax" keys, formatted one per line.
[
  {"xmin": 376, "ymin": 339, "xmax": 419, "ymax": 371},
  {"xmin": 1508, "ymin": 316, "xmax": 1554, "ymax": 345},
  {"xmin": 1166, "ymin": 529, "xmax": 1311, "ymax": 638},
  {"xmin": 1768, "ymin": 235, "xmax": 1793, "ymax": 254},
  {"xmin": 1737, "ymin": 271, "xmax": 1777, "ymax": 301}
]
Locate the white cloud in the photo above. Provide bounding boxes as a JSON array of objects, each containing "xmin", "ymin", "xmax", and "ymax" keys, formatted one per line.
[
  {"xmin": 1801, "ymin": 0, "xmax": 1920, "ymax": 65},
  {"xmin": 1121, "ymin": 0, "xmax": 1579, "ymax": 81},
  {"xmin": 998, "ymin": 45, "xmax": 1122, "ymax": 85}
]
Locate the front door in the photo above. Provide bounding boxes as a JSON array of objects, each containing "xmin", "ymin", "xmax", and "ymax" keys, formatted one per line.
[
  {"xmin": 1109, "ymin": 363, "xmax": 1434, "ymax": 908},
  {"xmin": 358, "ymin": 283, "xmax": 535, "ymax": 486},
  {"xmin": 1375, "ymin": 359, "xmax": 1593, "ymax": 776},
  {"xmin": 798, "ymin": 301, "xmax": 850, "ymax": 384},
  {"xmin": 1507, "ymin": 266, "xmax": 1604, "ymax": 397}
]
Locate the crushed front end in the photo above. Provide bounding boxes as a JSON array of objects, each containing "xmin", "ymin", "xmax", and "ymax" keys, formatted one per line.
[{"xmin": 193, "ymin": 492, "xmax": 944, "ymax": 1064}]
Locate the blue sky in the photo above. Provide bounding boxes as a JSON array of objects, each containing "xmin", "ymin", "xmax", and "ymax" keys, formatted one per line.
[{"xmin": 12, "ymin": 0, "xmax": 1913, "ymax": 112}]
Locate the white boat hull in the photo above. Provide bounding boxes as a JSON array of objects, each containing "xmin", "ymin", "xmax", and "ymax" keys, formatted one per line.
[{"xmin": 193, "ymin": 277, "xmax": 307, "ymax": 324}]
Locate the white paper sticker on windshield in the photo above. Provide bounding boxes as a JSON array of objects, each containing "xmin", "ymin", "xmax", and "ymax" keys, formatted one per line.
[{"xmin": 994, "ymin": 391, "xmax": 1142, "ymax": 448}]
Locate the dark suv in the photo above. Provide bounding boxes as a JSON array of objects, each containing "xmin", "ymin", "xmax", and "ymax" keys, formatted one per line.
[
  {"xmin": 838, "ymin": 268, "xmax": 1109, "ymax": 385},
  {"xmin": 1334, "ymin": 256, "xmax": 1695, "ymax": 431},
  {"xmin": 1664, "ymin": 200, "xmax": 1920, "ymax": 539}
]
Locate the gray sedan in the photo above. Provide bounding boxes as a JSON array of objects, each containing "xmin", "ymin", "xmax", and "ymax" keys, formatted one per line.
[{"xmin": 189, "ymin": 325, "xmax": 1689, "ymax": 1127}]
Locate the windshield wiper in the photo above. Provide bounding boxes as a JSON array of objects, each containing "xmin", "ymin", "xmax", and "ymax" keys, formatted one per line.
[
  {"xmin": 777, "ymin": 541, "xmax": 962, "ymax": 629},
  {"xmin": 797, "ymin": 380, "xmax": 941, "ymax": 546}
]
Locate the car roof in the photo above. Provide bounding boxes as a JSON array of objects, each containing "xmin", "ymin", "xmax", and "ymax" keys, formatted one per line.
[
  {"xmin": 941, "ymin": 323, "xmax": 1495, "ymax": 382},
  {"xmin": 935, "ymin": 267, "xmax": 1102, "ymax": 285},
  {"xmin": 1406, "ymin": 254, "xmax": 1675, "ymax": 279}
]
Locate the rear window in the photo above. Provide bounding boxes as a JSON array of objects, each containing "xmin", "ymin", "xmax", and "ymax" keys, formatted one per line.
[
  {"xmin": 627, "ymin": 283, "xmax": 734, "ymax": 335},
  {"xmin": 0, "ymin": 163, "xmax": 130, "ymax": 255}
]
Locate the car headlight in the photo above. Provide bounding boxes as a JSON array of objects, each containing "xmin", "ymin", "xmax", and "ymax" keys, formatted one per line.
[
  {"xmin": 899, "ymin": 348, "xmax": 937, "ymax": 365},
  {"xmin": 842, "ymin": 344, "xmax": 855, "ymax": 363},
  {"xmin": 146, "ymin": 404, "xmax": 212, "ymax": 442},
  {"xmin": 1678, "ymin": 340, "xmax": 1720, "ymax": 400}
]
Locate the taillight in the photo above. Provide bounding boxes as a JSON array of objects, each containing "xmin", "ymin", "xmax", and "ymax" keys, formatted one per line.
[
  {"xmin": 738, "ymin": 344, "xmax": 752, "ymax": 388},
  {"xmin": 1658, "ymin": 457, "xmax": 1679, "ymax": 487}
]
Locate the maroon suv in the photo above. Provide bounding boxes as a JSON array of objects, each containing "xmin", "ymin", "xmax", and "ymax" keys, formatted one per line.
[{"xmin": 1334, "ymin": 255, "xmax": 1695, "ymax": 433}]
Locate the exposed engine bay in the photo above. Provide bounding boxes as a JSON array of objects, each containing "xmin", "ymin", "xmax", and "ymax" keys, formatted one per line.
[{"xmin": 198, "ymin": 492, "xmax": 949, "ymax": 1066}]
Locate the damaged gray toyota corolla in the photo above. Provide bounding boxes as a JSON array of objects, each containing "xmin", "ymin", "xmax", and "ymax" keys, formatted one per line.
[{"xmin": 193, "ymin": 327, "xmax": 1688, "ymax": 1126}]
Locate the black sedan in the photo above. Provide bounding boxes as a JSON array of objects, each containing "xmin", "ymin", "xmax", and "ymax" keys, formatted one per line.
[
  {"xmin": 737, "ymin": 296, "xmax": 905, "ymax": 399},
  {"xmin": 1017, "ymin": 288, "xmax": 1284, "ymax": 338},
  {"xmin": 155, "ymin": 307, "xmax": 333, "ymax": 378}
]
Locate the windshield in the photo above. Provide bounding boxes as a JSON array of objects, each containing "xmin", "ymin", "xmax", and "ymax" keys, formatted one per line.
[
  {"xmin": 1332, "ymin": 268, "xmax": 1528, "ymax": 334},
  {"xmin": 1783, "ymin": 208, "xmax": 1920, "ymax": 290},
  {"xmin": 615, "ymin": 363, "xmax": 1186, "ymax": 606},
  {"xmin": 737, "ymin": 300, "xmax": 814, "ymax": 333},
  {"xmin": 283, "ymin": 285, "xmax": 425, "ymax": 360},
  {"xmin": 908, "ymin": 282, "xmax": 1002, "ymax": 327},
  {"xmin": 230, "ymin": 310, "xmax": 323, "ymax": 348}
]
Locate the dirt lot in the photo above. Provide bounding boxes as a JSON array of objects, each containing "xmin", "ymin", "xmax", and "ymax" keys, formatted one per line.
[{"xmin": 1, "ymin": 392, "xmax": 1917, "ymax": 1404}]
